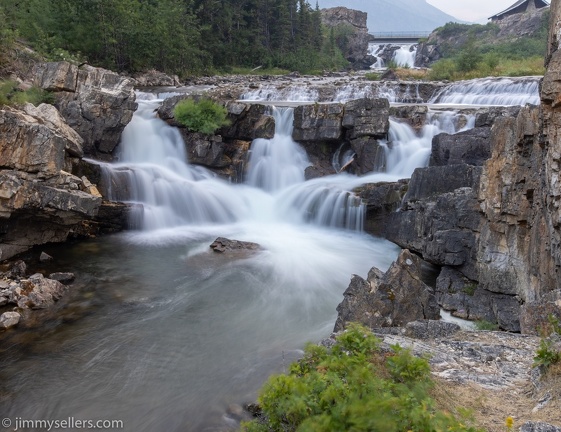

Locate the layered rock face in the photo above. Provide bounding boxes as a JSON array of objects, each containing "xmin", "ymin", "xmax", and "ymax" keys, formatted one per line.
[
  {"xmin": 33, "ymin": 62, "xmax": 137, "ymax": 156},
  {"xmin": 0, "ymin": 103, "xmax": 102, "ymax": 260},
  {"xmin": 354, "ymin": 2, "xmax": 561, "ymax": 333},
  {"xmin": 320, "ymin": 7, "xmax": 371, "ymax": 69}
]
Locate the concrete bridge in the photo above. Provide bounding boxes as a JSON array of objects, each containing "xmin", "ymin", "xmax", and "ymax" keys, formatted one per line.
[{"xmin": 369, "ymin": 32, "xmax": 431, "ymax": 43}]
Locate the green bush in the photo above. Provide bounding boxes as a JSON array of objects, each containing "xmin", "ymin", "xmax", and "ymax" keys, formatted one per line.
[
  {"xmin": 428, "ymin": 59, "xmax": 456, "ymax": 81},
  {"xmin": 173, "ymin": 98, "xmax": 229, "ymax": 135},
  {"xmin": 474, "ymin": 320, "xmax": 499, "ymax": 331},
  {"xmin": 242, "ymin": 323, "xmax": 482, "ymax": 432},
  {"xmin": 0, "ymin": 80, "xmax": 54, "ymax": 107},
  {"xmin": 533, "ymin": 315, "xmax": 561, "ymax": 370}
]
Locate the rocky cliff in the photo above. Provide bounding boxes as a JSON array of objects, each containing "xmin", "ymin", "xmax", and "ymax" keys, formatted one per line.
[
  {"xmin": 320, "ymin": 7, "xmax": 372, "ymax": 69},
  {"xmin": 336, "ymin": 2, "xmax": 561, "ymax": 335},
  {"xmin": 0, "ymin": 62, "xmax": 137, "ymax": 261}
]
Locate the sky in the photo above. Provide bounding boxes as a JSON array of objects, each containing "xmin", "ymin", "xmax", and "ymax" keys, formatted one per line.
[{"xmin": 426, "ymin": 0, "xmax": 529, "ymax": 23}]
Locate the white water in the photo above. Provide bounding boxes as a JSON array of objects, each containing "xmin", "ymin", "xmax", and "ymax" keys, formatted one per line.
[
  {"xmin": 429, "ymin": 76, "xmax": 541, "ymax": 106},
  {"xmin": 368, "ymin": 42, "xmax": 417, "ymax": 69},
  {"xmin": 2, "ymin": 86, "xmax": 485, "ymax": 431},
  {"xmin": 368, "ymin": 43, "xmax": 386, "ymax": 68},
  {"xmin": 393, "ymin": 44, "xmax": 417, "ymax": 68}
]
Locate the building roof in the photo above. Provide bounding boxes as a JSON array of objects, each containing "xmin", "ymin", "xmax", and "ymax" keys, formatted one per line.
[{"xmin": 489, "ymin": 0, "xmax": 549, "ymax": 20}]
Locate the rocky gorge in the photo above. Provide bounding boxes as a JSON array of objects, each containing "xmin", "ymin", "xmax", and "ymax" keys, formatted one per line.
[{"xmin": 0, "ymin": 4, "xmax": 561, "ymax": 431}]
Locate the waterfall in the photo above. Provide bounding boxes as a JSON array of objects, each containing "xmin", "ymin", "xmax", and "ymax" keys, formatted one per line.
[
  {"xmin": 100, "ymin": 95, "xmax": 369, "ymax": 232},
  {"xmin": 376, "ymin": 111, "xmax": 475, "ymax": 179},
  {"xmin": 246, "ymin": 107, "xmax": 309, "ymax": 192},
  {"xmin": 393, "ymin": 44, "xmax": 417, "ymax": 68},
  {"xmin": 368, "ymin": 43, "xmax": 386, "ymax": 68},
  {"xmin": 429, "ymin": 77, "xmax": 540, "ymax": 106}
]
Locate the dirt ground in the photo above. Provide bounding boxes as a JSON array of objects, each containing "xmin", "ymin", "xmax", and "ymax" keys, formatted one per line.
[{"xmin": 431, "ymin": 363, "xmax": 561, "ymax": 431}]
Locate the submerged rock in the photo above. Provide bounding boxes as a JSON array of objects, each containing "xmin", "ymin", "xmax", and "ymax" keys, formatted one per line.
[{"xmin": 209, "ymin": 237, "xmax": 261, "ymax": 253}]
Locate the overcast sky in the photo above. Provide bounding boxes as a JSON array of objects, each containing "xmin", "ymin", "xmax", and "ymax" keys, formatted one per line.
[{"xmin": 426, "ymin": 0, "xmax": 526, "ymax": 23}]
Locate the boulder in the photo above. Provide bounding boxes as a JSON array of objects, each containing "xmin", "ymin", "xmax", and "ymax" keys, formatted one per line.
[
  {"xmin": 349, "ymin": 137, "xmax": 386, "ymax": 174},
  {"xmin": 334, "ymin": 249, "xmax": 439, "ymax": 332},
  {"xmin": 320, "ymin": 7, "xmax": 370, "ymax": 68},
  {"xmin": 222, "ymin": 102, "xmax": 275, "ymax": 141},
  {"xmin": 133, "ymin": 69, "xmax": 181, "ymax": 87},
  {"xmin": 293, "ymin": 103, "xmax": 344, "ymax": 142},
  {"xmin": 342, "ymin": 98, "xmax": 390, "ymax": 140},
  {"xmin": 520, "ymin": 290, "xmax": 561, "ymax": 335},
  {"xmin": 520, "ymin": 422, "xmax": 561, "ymax": 432},
  {"xmin": 403, "ymin": 164, "xmax": 482, "ymax": 202},
  {"xmin": 34, "ymin": 62, "xmax": 137, "ymax": 156},
  {"xmin": 430, "ymin": 127, "xmax": 492, "ymax": 167},
  {"xmin": 49, "ymin": 272, "xmax": 76, "ymax": 284},
  {"xmin": 356, "ymin": 180, "xmax": 409, "ymax": 235},
  {"xmin": 0, "ymin": 312, "xmax": 21, "ymax": 329},
  {"xmin": 16, "ymin": 274, "xmax": 67, "ymax": 309},
  {"xmin": 403, "ymin": 320, "xmax": 461, "ymax": 339},
  {"xmin": 385, "ymin": 186, "xmax": 482, "ymax": 281},
  {"xmin": 210, "ymin": 237, "xmax": 261, "ymax": 253},
  {"xmin": 0, "ymin": 108, "xmax": 67, "ymax": 175},
  {"xmin": 180, "ymin": 132, "xmax": 231, "ymax": 168}
]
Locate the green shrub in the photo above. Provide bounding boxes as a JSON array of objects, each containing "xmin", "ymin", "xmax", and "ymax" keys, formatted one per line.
[
  {"xmin": 173, "ymin": 98, "xmax": 229, "ymax": 135},
  {"xmin": 534, "ymin": 338, "xmax": 561, "ymax": 369},
  {"xmin": 474, "ymin": 320, "xmax": 499, "ymax": 331},
  {"xmin": 428, "ymin": 58, "xmax": 456, "ymax": 81},
  {"xmin": 533, "ymin": 315, "xmax": 561, "ymax": 370},
  {"xmin": 242, "ymin": 323, "xmax": 482, "ymax": 432},
  {"xmin": 0, "ymin": 80, "xmax": 54, "ymax": 107}
]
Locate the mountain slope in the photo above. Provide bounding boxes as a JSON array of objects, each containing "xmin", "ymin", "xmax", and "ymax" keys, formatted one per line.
[{"xmin": 315, "ymin": 0, "xmax": 463, "ymax": 33}]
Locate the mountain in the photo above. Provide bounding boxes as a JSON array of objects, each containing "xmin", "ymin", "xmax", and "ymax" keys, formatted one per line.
[{"xmin": 315, "ymin": 0, "xmax": 463, "ymax": 33}]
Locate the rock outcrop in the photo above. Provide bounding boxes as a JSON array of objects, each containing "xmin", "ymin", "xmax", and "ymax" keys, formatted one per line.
[
  {"xmin": 33, "ymin": 62, "xmax": 137, "ymax": 156},
  {"xmin": 0, "ymin": 102, "xmax": 102, "ymax": 260},
  {"xmin": 416, "ymin": 6, "xmax": 549, "ymax": 67},
  {"xmin": 334, "ymin": 249, "xmax": 439, "ymax": 332},
  {"xmin": 320, "ymin": 7, "xmax": 371, "ymax": 69}
]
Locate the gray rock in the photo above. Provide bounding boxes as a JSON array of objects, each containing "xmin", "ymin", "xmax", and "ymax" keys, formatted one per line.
[
  {"xmin": 404, "ymin": 320, "xmax": 461, "ymax": 339},
  {"xmin": 403, "ymin": 164, "xmax": 482, "ymax": 203},
  {"xmin": 356, "ymin": 180, "xmax": 409, "ymax": 235},
  {"xmin": 520, "ymin": 290, "xmax": 561, "ymax": 335},
  {"xmin": 210, "ymin": 237, "xmax": 261, "ymax": 253},
  {"xmin": 430, "ymin": 127, "xmax": 492, "ymax": 167},
  {"xmin": 293, "ymin": 103, "xmax": 344, "ymax": 142},
  {"xmin": 18, "ymin": 274, "xmax": 67, "ymax": 309},
  {"xmin": 320, "ymin": 7, "xmax": 370, "ymax": 68},
  {"xmin": 48, "ymin": 272, "xmax": 75, "ymax": 284},
  {"xmin": 39, "ymin": 252, "xmax": 54, "ymax": 262},
  {"xmin": 342, "ymin": 98, "xmax": 390, "ymax": 140},
  {"xmin": 0, "ymin": 311, "xmax": 21, "ymax": 329},
  {"xmin": 520, "ymin": 422, "xmax": 561, "ymax": 432},
  {"xmin": 35, "ymin": 62, "xmax": 137, "ymax": 156},
  {"xmin": 334, "ymin": 249, "xmax": 439, "ymax": 332}
]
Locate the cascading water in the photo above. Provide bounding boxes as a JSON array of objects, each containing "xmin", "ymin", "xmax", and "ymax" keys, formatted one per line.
[
  {"xmin": 0, "ymin": 82, "xmax": 484, "ymax": 432},
  {"xmin": 393, "ymin": 44, "xmax": 417, "ymax": 68},
  {"xmin": 429, "ymin": 76, "xmax": 541, "ymax": 106}
]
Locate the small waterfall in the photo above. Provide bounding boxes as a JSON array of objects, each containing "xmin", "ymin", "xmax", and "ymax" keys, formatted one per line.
[
  {"xmin": 246, "ymin": 107, "xmax": 310, "ymax": 192},
  {"xmin": 368, "ymin": 43, "xmax": 386, "ymax": 68},
  {"xmin": 241, "ymin": 85, "xmax": 319, "ymax": 102},
  {"xmin": 429, "ymin": 77, "xmax": 540, "ymax": 106},
  {"xmin": 380, "ymin": 111, "xmax": 475, "ymax": 178},
  {"xmin": 101, "ymin": 94, "xmax": 368, "ymax": 233},
  {"xmin": 393, "ymin": 44, "xmax": 417, "ymax": 68},
  {"xmin": 100, "ymin": 97, "xmax": 244, "ymax": 230}
]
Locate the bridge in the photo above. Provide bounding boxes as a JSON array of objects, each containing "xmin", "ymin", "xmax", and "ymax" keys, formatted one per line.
[{"xmin": 369, "ymin": 31, "xmax": 431, "ymax": 43}]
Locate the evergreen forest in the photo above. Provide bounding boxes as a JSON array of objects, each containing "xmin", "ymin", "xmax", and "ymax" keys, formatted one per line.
[{"xmin": 0, "ymin": 0, "xmax": 350, "ymax": 76}]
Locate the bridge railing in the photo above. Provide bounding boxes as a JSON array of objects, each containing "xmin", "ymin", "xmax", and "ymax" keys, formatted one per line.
[{"xmin": 370, "ymin": 31, "xmax": 431, "ymax": 39}]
